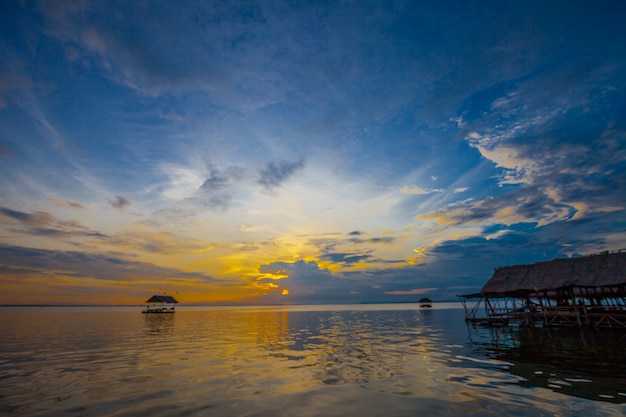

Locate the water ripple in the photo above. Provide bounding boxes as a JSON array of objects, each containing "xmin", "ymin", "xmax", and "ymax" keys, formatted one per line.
[{"xmin": 1, "ymin": 306, "xmax": 625, "ymax": 416}]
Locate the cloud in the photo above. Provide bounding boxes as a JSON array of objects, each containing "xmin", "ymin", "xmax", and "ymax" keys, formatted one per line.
[
  {"xmin": 0, "ymin": 244, "xmax": 219, "ymax": 283},
  {"xmin": 256, "ymin": 259, "xmax": 418, "ymax": 303},
  {"xmin": 109, "ymin": 195, "xmax": 131, "ymax": 209},
  {"xmin": 191, "ymin": 167, "xmax": 234, "ymax": 211},
  {"xmin": 416, "ymin": 187, "xmax": 576, "ymax": 228},
  {"xmin": 366, "ymin": 237, "xmax": 395, "ymax": 244},
  {"xmin": 47, "ymin": 198, "xmax": 85, "ymax": 209},
  {"xmin": 304, "ymin": 230, "xmax": 402, "ymax": 270},
  {"xmin": 40, "ymin": 2, "xmax": 203, "ymax": 96},
  {"xmin": 155, "ymin": 164, "xmax": 246, "ymax": 218},
  {"xmin": 0, "ymin": 206, "xmax": 211, "ymax": 259},
  {"xmin": 258, "ymin": 260, "xmax": 336, "ymax": 300},
  {"xmin": 37, "ymin": 0, "xmax": 288, "ymax": 107},
  {"xmin": 200, "ymin": 166, "xmax": 231, "ymax": 192},
  {"xmin": 3, "ymin": 0, "xmax": 625, "ymax": 305},
  {"xmin": 257, "ymin": 259, "xmax": 449, "ymax": 303},
  {"xmin": 319, "ymin": 252, "xmax": 372, "ymax": 265},
  {"xmin": 346, "ymin": 232, "xmax": 395, "ymax": 245},
  {"xmin": 426, "ymin": 68, "xmax": 626, "ymax": 237},
  {"xmin": 0, "ymin": 206, "xmax": 111, "ymax": 240},
  {"xmin": 401, "ymin": 186, "xmax": 443, "ymax": 195},
  {"xmin": 257, "ymin": 159, "xmax": 305, "ymax": 191},
  {"xmin": 0, "ymin": 206, "xmax": 47, "ymax": 225},
  {"xmin": 160, "ymin": 165, "xmax": 206, "ymax": 201},
  {"xmin": 384, "ymin": 287, "xmax": 437, "ymax": 296},
  {"xmin": 460, "ymin": 64, "xmax": 626, "ymax": 212}
]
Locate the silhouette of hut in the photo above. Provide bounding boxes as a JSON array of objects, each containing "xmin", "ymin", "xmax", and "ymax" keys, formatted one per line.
[
  {"xmin": 418, "ymin": 297, "xmax": 433, "ymax": 308},
  {"xmin": 460, "ymin": 251, "xmax": 626, "ymax": 328},
  {"xmin": 143, "ymin": 295, "xmax": 178, "ymax": 314}
]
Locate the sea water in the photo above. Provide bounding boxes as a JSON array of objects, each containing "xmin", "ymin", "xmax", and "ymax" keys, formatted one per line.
[{"xmin": 1, "ymin": 303, "xmax": 625, "ymax": 416}]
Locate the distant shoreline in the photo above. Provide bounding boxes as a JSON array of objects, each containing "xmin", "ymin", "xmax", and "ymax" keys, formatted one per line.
[{"xmin": 0, "ymin": 300, "xmax": 456, "ymax": 308}]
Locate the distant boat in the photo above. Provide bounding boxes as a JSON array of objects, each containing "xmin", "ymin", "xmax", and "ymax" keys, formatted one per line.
[
  {"xmin": 418, "ymin": 297, "xmax": 432, "ymax": 308},
  {"xmin": 142, "ymin": 295, "xmax": 178, "ymax": 314}
]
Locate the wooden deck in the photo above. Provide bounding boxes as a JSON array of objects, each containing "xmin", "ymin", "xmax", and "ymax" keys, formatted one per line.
[{"xmin": 461, "ymin": 296, "xmax": 626, "ymax": 329}]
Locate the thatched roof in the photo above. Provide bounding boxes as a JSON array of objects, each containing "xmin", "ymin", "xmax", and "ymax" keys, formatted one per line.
[
  {"xmin": 480, "ymin": 252, "xmax": 626, "ymax": 296},
  {"xmin": 146, "ymin": 295, "xmax": 178, "ymax": 304}
]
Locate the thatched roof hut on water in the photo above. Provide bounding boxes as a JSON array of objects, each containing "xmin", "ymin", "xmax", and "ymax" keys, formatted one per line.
[
  {"xmin": 418, "ymin": 297, "xmax": 433, "ymax": 308},
  {"xmin": 460, "ymin": 251, "xmax": 626, "ymax": 329},
  {"xmin": 143, "ymin": 295, "xmax": 178, "ymax": 314}
]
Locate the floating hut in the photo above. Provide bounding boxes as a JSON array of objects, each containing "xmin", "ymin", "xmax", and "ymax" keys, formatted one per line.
[
  {"xmin": 418, "ymin": 297, "xmax": 433, "ymax": 308},
  {"xmin": 143, "ymin": 295, "xmax": 178, "ymax": 314},
  {"xmin": 459, "ymin": 251, "xmax": 626, "ymax": 329}
]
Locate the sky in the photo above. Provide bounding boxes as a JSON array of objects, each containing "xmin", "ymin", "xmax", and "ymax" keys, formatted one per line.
[{"xmin": 1, "ymin": 0, "xmax": 625, "ymax": 305}]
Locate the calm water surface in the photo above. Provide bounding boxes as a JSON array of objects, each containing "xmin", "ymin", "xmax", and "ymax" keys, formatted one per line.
[{"xmin": 1, "ymin": 303, "xmax": 626, "ymax": 416}]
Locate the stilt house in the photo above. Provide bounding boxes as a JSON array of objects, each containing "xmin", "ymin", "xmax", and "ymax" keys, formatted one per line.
[
  {"xmin": 143, "ymin": 294, "xmax": 178, "ymax": 314},
  {"xmin": 460, "ymin": 251, "xmax": 626, "ymax": 329}
]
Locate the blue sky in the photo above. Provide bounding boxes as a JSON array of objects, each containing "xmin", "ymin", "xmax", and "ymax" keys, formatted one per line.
[{"xmin": 1, "ymin": 0, "xmax": 625, "ymax": 304}]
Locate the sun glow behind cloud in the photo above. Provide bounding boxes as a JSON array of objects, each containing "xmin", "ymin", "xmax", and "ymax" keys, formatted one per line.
[{"xmin": 1, "ymin": 0, "xmax": 625, "ymax": 304}]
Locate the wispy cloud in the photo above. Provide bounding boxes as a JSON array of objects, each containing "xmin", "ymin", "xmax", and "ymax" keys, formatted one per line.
[
  {"xmin": 191, "ymin": 167, "xmax": 235, "ymax": 211},
  {"xmin": 401, "ymin": 186, "xmax": 443, "ymax": 195},
  {"xmin": 46, "ymin": 198, "xmax": 85, "ymax": 209},
  {"xmin": 0, "ymin": 244, "xmax": 219, "ymax": 283},
  {"xmin": 0, "ymin": 206, "xmax": 111, "ymax": 241},
  {"xmin": 109, "ymin": 195, "xmax": 131, "ymax": 209},
  {"xmin": 416, "ymin": 187, "xmax": 576, "ymax": 228},
  {"xmin": 258, "ymin": 159, "xmax": 305, "ymax": 192}
]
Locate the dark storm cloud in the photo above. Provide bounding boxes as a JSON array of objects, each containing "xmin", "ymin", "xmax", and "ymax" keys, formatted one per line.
[
  {"xmin": 257, "ymin": 159, "xmax": 305, "ymax": 191},
  {"xmin": 0, "ymin": 244, "xmax": 220, "ymax": 283}
]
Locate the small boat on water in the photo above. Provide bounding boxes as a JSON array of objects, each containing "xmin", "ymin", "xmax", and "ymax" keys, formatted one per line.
[
  {"xmin": 418, "ymin": 297, "xmax": 433, "ymax": 308},
  {"xmin": 142, "ymin": 295, "xmax": 178, "ymax": 314}
]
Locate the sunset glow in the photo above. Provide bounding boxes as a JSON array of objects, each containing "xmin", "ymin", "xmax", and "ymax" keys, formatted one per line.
[{"xmin": 1, "ymin": 1, "xmax": 625, "ymax": 305}]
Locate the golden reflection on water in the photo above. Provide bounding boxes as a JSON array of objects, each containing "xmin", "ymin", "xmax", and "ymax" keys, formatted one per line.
[{"xmin": 1, "ymin": 305, "xmax": 625, "ymax": 416}]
